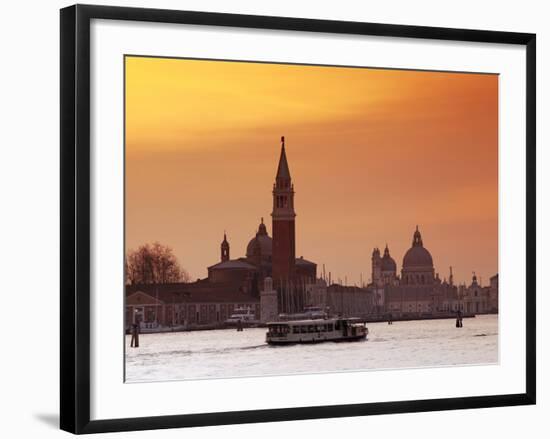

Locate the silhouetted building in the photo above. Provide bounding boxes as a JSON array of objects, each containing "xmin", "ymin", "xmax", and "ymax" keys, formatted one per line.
[
  {"xmin": 458, "ymin": 272, "xmax": 492, "ymax": 314},
  {"xmin": 489, "ymin": 274, "xmax": 499, "ymax": 312},
  {"xmin": 373, "ymin": 226, "xmax": 497, "ymax": 316},
  {"xmin": 372, "ymin": 244, "xmax": 398, "ymax": 287},
  {"xmin": 125, "ymin": 282, "xmax": 260, "ymax": 328},
  {"xmin": 272, "ymin": 136, "xmax": 297, "ymax": 282},
  {"xmin": 125, "ymin": 137, "xmax": 317, "ymax": 328},
  {"xmin": 204, "ymin": 137, "xmax": 316, "ymax": 298}
]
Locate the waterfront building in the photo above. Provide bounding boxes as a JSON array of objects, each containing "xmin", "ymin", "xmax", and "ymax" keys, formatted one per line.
[
  {"xmin": 125, "ymin": 283, "xmax": 260, "ymax": 329},
  {"xmin": 374, "ymin": 226, "xmax": 497, "ymax": 317},
  {"xmin": 459, "ymin": 273, "xmax": 491, "ymax": 314},
  {"xmin": 489, "ymin": 274, "xmax": 499, "ymax": 312},
  {"xmin": 382, "ymin": 226, "xmax": 440, "ymax": 315}
]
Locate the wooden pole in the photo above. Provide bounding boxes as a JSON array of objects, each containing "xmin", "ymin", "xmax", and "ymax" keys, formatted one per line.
[{"xmin": 130, "ymin": 323, "xmax": 139, "ymax": 348}]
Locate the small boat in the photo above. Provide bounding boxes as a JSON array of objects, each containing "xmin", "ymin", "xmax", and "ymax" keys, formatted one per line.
[
  {"xmin": 266, "ymin": 317, "xmax": 368, "ymax": 345},
  {"xmin": 225, "ymin": 307, "xmax": 258, "ymax": 325}
]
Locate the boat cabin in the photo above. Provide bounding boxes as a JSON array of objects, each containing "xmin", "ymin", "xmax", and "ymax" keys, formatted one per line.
[{"xmin": 266, "ymin": 318, "xmax": 367, "ymax": 344}]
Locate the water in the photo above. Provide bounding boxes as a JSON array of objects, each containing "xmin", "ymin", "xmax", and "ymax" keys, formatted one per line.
[{"xmin": 125, "ymin": 314, "xmax": 498, "ymax": 382}]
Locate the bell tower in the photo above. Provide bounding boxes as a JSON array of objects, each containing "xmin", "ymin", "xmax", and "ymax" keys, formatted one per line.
[
  {"xmin": 271, "ymin": 136, "xmax": 296, "ymax": 282},
  {"xmin": 372, "ymin": 247, "xmax": 381, "ymax": 287},
  {"xmin": 220, "ymin": 232, "xmax": 230, "ymax": 262}
]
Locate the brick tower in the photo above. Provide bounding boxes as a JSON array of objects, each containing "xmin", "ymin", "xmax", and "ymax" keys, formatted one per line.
[{"xmin": 271, "ymin": 136, "xmax": 296, "ymax": 283}]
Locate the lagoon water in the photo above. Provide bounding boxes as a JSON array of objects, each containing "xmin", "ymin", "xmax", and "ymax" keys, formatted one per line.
[{"xmin": 125, "ymin": 314, "xmax": 498, "ymax": 382}]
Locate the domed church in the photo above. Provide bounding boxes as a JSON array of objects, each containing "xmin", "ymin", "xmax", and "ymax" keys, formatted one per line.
[
  {"xmin": 372, "ymin": 226, "xmax": 456, "ymax": 315},
  {"xmin": 401, "ymin": 226, "xmax": 435, "ymax": 285},
  {"xmin": 372, "ymin": 244, "xmax": 399, "ymax": 286},
  {"xmin": 206, "ymin": 138, "xmax": 317, "ymax": 296},
  {"xmin": 246, "ymin": 218, "xmax": 272, "ymax": 267},
  {"xmin": 372, "ymin": 226, "xmax": 436, "ymax": 288}
]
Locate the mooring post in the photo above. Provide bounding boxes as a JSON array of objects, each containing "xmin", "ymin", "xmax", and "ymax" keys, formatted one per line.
[
  {"xmin": 131, "ymin": 323, "xmax": 140, "ymax": 347},
  {"xmin": 456, "ymin": 310, "xmax": 463, "ymax": 328}
]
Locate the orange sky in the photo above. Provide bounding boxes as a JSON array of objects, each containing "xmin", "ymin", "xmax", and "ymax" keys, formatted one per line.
[{"xmin": 125, "ymin": 56, "xmax": 498, "ymax": 286}]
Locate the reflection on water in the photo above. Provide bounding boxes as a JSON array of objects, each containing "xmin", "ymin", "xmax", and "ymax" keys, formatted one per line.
[{"xmin": 125, "ymin": 314, "xmax": 498, "ymax": 382}]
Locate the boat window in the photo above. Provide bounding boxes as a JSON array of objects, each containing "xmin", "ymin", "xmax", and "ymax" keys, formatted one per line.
[
  {"xmin": 300, "ymin": 325, "xmax": 307, "ymax": 333},
  {"xmin": 270, "ymin": 325, "xmax": 289, "ymax": 334},
  {"xmin": 308, "ymin": 325, "xmax": 315, "ymax": 332},
  {"xmin": 292, "ymin": 326, "xmax": 300, "ymax": 334},
  {"xmin": 328, "ymin": 324, "xmax": 333, "ymax": 331}
]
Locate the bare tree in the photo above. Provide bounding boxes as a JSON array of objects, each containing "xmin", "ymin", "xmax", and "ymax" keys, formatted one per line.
[{"xmin": 126, "ymin": 242, "xmax": 191, "ymax": 285}]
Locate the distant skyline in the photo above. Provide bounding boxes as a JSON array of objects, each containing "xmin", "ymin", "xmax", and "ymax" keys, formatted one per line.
[{"xmin": 125, "ymin": 56, "xmax": 498, "ymax": 286}]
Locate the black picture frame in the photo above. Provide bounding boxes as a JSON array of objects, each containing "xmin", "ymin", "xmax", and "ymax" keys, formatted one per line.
[{"xmin": 60, "ymin": 4, "xmax": 536, "ymax": 434}]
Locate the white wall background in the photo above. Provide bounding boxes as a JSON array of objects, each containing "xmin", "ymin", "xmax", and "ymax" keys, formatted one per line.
[{"xmin": 0, "ymin": 0, "xmax": 546, "ymax": 437}]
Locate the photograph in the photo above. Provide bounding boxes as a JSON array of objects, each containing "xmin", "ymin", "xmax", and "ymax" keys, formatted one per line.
[
  {"xmin": 0, "ymin": 0, "xmax": 542, "ymax": 436},
  {"xmin": 124, "ymin": 56, "xmax": 499, "ymax": 383}
]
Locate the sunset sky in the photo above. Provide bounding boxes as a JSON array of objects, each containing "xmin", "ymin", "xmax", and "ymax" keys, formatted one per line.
[{"xmin": 125, "ymin": 56, "xmax": 498, "ymax": 286}]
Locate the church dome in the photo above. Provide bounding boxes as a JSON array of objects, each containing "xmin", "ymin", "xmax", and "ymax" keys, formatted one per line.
[
  {"xmin": 381, "ymin": 255, "xmax": 397, "ymax": 271},
  {"xmin": 246, "ymin": 235, "xmax": 272, "ymax": 257},
  {"xmin": 403, "ymin": 246, "xmax": 433, "ymax": 268},
  {"xmin": 402, "ymin": 226, "xmax": 433, "ymax": 269},
  {"xmin": 246, "ymin": 219, "xmax": 272, "ymax": 258},
  {"xmin": 381, "ymin": 245, "xmax": 397, "ymax": 271}
]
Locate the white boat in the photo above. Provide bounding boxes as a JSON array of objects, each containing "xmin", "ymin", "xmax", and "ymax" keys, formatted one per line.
[
  {"xmin": 225, "ymin": 307, "xmax": 258, "ymax": 324},
  {"xmin": 266, "ymin": 317, "xmax": 368, "ymax": 345}
]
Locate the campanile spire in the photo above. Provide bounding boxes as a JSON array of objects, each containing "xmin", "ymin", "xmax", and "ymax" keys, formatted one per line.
[
  {"xmin": 272, "ymin": 136, "xmax": 296, "ymax": 281},
  {"xmin": 275, "ymin": 136, "xmax": 291, "ymax": 183}
]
